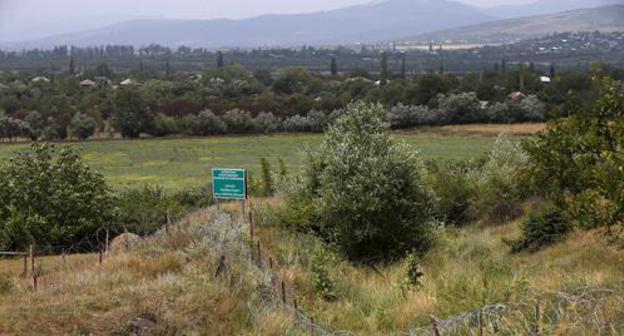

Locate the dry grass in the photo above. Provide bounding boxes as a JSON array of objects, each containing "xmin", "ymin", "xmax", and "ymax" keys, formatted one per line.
[
  {"xmin": 0, "ymin": 208, "xmax": 303, "ymax": 336},
  {"xmin": 398, "ymin": 123, "xmax": 546, "ymax": 137},
  {"xmin": 253, "ymin": 199, "xmax": 624, "ymax": 335},
  {"xmin": 1, "ymin": 201, "xmax": 622, "ymax": 335}
]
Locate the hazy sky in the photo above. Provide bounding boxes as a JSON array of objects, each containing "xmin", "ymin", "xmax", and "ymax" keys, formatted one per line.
[{"xmin": 0, "ymin": 0, "xmax": 535, "ymax": 41}]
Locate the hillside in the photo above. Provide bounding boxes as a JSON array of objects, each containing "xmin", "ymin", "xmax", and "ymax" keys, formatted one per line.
[
  {"xmin": 2, "ymin": 0, "xmax": 493, "ymax": 49},
  {"xmin": 485, "ymin": 0, "xmax": 624, "ymax": 19},
  {"xmin": 1, "ymin": 203, "xmax": 622, "ymax": 334},
  {"xmin": 403, "ymin": 4, "xmax": 624, "ymax": 43}
]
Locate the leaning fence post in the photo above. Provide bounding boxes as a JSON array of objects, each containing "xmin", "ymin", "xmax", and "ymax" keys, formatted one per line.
[
  {"xmin": 256, "ymin": 241, "xmax": 262, "ymax": 267},
  {"xmin": 99, "ymin": 249, "xmax": 103, "ymax": 265},
  {"xmin": 33, "ymin": 272, "xmax": 37, "ymax": 291},
  {"xmin": 214, "ymin": 255, "xmax": 226, "ymax": 278},
  {"xmin": 479, "ymin": 309, "xmax": 484, "ymax": 336},
  {"xmin": 431, "ymin": 317, "xmax": 441, "ymax": 336},
  {"xmin": 310, "ymin": 317, "xmax": 315, "ymax": 336},
  {"xmin": 293, "ymin": 298, "xmax": 299, "ymax": 320},
  {"xmin": 281, "ymin": 280, "xmax": 286, "ymax": 305}
]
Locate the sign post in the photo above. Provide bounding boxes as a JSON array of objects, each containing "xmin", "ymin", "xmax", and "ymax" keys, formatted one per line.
[{"xmin": 212, "ymin": 168, "xmax": 247, "ymax": 223}]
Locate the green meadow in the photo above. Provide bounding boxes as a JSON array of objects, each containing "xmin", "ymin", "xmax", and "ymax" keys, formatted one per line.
[{"xmin": 0, "ymin": 132, "xmax": 497, "ymax": 191}]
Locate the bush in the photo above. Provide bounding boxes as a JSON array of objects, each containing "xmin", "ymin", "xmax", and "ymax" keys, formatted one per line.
[
  {"xmin": 253, "ymin": 112, "xmax": 281, "ymax": 134},
  {"xmin": 306, "ymin": 110, "xmax": 328, "ymax": 132},
  {"xmin": 511, "ymin": 206, "xmax": 570, "ymax": 252},
  {"xmin": 399, "ymin": 252, "xmax": 424, "ymax": 291},
  {"xmin": 300, "ymin": 102, "xmax": 436, "ymax": 262},
  {"xmin": 197, "ymin": 110, "xmax": 226, "ymax": 135},
  {"xmin": 0, "ymin": 273, "xmax": 13, "ymax": 294},
  {"xmin": 428, "ymin": 161, "xmax": 477, "ymax": 226},
  {"xmin": 311, "ymin": 247, "xmax": 338, "ymax": 301},
  {"xmin": 388, "ymin": 104, "xmax": 436, "ymax": 128},
  {"xmin": 222, "ymin": 109, "xmax": 254, "ymax": 133},
  {"xmin": 283, "ymin": 115, "xmax": 311, "ymax": 132},
  {"xmin": 0, "ymin": 144, "xmax": 115, "ymax": 251},
  {"xmin": 69, "ymin": 112, "xmax": 97, "ymax": 139},
  {"xmin": 151, "ymin": 113, "xmax": 178, "ymax": 136},
  {"xmin": 471, "ymin": 135, "xmax": 528, "ymax": 224},
  {"xmin": 436, "ymin": 92, "xmax": 484, "ymax": 124}
]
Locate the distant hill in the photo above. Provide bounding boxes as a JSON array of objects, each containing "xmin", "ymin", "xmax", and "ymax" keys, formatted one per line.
[
  {"xmin": 485, "ymin": 0, "xmax": 624, "ymax": 19},
  {"xmin": 2, "ymin": 0, "xmax": 493, "ymax": 49},
  {"xmin": 402, "ymin": 4, "xmax": 624, "ymax": 44}
]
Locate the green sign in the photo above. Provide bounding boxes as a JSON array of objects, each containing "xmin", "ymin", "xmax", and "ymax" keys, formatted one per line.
[{"xmin": 212, "ymin": 168, "xmax": 247, "ymax": 200}]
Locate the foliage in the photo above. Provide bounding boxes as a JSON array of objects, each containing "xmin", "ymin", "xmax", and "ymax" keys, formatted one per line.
[
  {"xmin": 112, "ymin": 88, "xmax": 152, "ymax": 138},
  {"xmin": 253, "ymin": 112, "xmax": 281, "ymax": 134},
  {"xmin": 524, "ymin": 77, "xmax": 624, "ymax": 235},
  {"xmin": 399, "ymin": 251, "xmax": 424, "ymax": 291},
  {"xmin": 471, "ymin": 134, "xmax": 528, "ymax": 223},
  {"xmin": 222, "ymin": 109, "xmax": 254, "ymax": 133},
  {"xmin": 259, "ymin": 158, "xmax": 274, "ymax": 196},
  {"xmin": 511, "ymin": 205, "xmax": 571, "ymax": 253},
  {"xmin": 311, "ymin": 246, "xmax": 338, "ymax": 301},
  {"xmin": 0, "ymin": 144, "xmax": 115, "ymax": 251},
  {"xmin": 70, "ymin": 112, "xmax": 97, "ymax": 139},
  {"xmin": 299, "ymin": 102, "xmax": 436, "ymax": 262},
  {"xmin": 428, "ymin": 161, "xmax": 478, "ymax": 226},
  {"xmin": 0, "ymin": 273, "xmax": 13, "ymax": 295},
  {"xmin": 197, "ymin": 110, "xmax": 227, "ymax": 135}
]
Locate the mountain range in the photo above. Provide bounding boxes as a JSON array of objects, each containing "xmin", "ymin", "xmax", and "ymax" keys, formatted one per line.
[
  {"xmin": 2, "ymin": 0, "xmax": 624, "ymax": 49},
  {"xmin": 403, "ymin": 4, "xmax": 624, "ymax": 43}
]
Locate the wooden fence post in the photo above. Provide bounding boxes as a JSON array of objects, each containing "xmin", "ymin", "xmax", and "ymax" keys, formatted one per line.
[
  {"xmin": 535, "ymin": 301, "xmax": 541, "ymax": 336},
  {"xmin": 22, "ymin": 254, "xmax": 27, "ymax": 278},
  {"xmin": 310, "ymin": 317, "xmax": 315, "ymax": 336},
  {"xmin": 256, "ymin": 241, "xmax": 262, "ymax": 267},
  {"xmin": 479, "ymin": 310, "xmax": 483, "ymax": 336},
  {"xmin": 293, "ymin": 298, "xmax": 299, "ymax": 320},
  {"xmin": 99, "ymin": 249, "xmax": 103, "ymax": 265},
  {"xmin": 281, "ymin": 280, "xmax": 286, "ymax": 305},
  {"xmin": 33, "ymin": 272, "xmax": 37, "ymax": 291},
  {"xmin": 214, "ymin": 255, "xmax": 226, "ymax": 278},
  {"xmin": 431, "ymin": 317, "xmax": 441, "ymax": 336},
  {"xmin": 269, "ymin": 257, "xmax": 273, "ymax": 270},
  {"xmin": 29, "ymin": 245, "xmax": 34, "ymax": 276}
]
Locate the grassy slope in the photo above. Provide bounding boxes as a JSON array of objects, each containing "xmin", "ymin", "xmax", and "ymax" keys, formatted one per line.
[
  {"xmin": 0, "ymin": 200, "xmax": 622, "ymax": 335},
  {"xmin": 0, "ymin": 208, "xmax": 302, "ymax": 335},
  {"xmin": 252, "ymin": 200, "xmax": 624, "ymax": 335},
  {"xmin": 0, "ymin": 125, "xmax": 534, "ymax": 191}
]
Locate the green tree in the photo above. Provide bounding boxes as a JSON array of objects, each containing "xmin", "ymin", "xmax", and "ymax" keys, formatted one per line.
[
  {"xmin": 0, "ymin": 144, "xmax": 115, "ymax": 251},
  {"xmin": 260, "ymin": 157, "xmax": 274, "ymax": 196},
  {"xmin": 112, "ymin": 88, "xmax": 151, "ymax": 138},
  {"xmin": 70, "ymin": 112, "xmax": 97, "ymax": 139},
  {"xmin": 216, "ymin": 51, "xmax": 224, "ymax": 68},
  {"xmin": 380, "ymin": 52, "xmax": 389, "ymax": 85},
  {"xmin": 524, "ymin": 77, "xmax": 624, "ymax": 234},
  {"xmin": 301, "ymin": 102, "xmax": 436, "ymax": 262},
  {"xmin": 330, "ymin": 56, "xmax": 338, "ymax": 76}
]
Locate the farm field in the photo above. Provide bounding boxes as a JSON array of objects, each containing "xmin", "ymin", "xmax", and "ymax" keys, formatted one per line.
[{"xmin": 0, "ymin": 124, "xmax": 542, "ymax": 191}]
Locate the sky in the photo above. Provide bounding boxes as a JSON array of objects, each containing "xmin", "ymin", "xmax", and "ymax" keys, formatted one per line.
[{"xmin": 0, "ymin": 0, "xmax": 535, "ymax": 42}]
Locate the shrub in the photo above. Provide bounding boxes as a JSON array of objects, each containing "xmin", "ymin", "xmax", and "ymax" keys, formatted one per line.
[
  {"xmin": 311, "ymin": 247, "xmax": 337, "ymax": 301},
  {"xmin": 283, "ymin": 115, "xmax": 311, "ymax": 132},
  {"xmin": 260, "ymin": 157, "xmax": 274, "ymax": 196},
  {"xmin": 399, "ymin": 252, "xmax": 424, "ymax": 291},
  {"xmin": 428, "ymin": 161, "xmax": 477, "ymax": 226},
  {"xmin": 471, "ymin": 134, "xmax": 528, "ymax": 224},
  {"xmin": 301, "ymin": 102, "xmax": 436, "ymax": 262},
  {"xmin": 253, "ymin": 112, "xmax": 281, "ymax": 134},
  {"xmin": 69, "ymin": 112, "xmax": 97, "ymax": 139},
  {"xmin": 0, "ymin": 144, "xmax": 115, "ymax": 251},
  {"xmin": 306, "ymin": 110, "xmax": 328, "ymax": 132},
  {"xmin": 151, "ymin": 113, "xmax": 178, "ymax": 136},
  {"xmin": 388, "ymin": 104, "xmax": 435, "ymax": 128},
  {"xmin": 197, "ymin": 110, "xmax": 226, "ymax": 135},
  {"xmin": 436, "ymin": 92, "xmax": 484, "ymax": 124},
  {"xmin": 511, "ymin": 205, "xmax": 570, "ymax": 253},
  {"xmin": 222, "ymin": 109, "xmax": 254, "ymax": 133}
]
